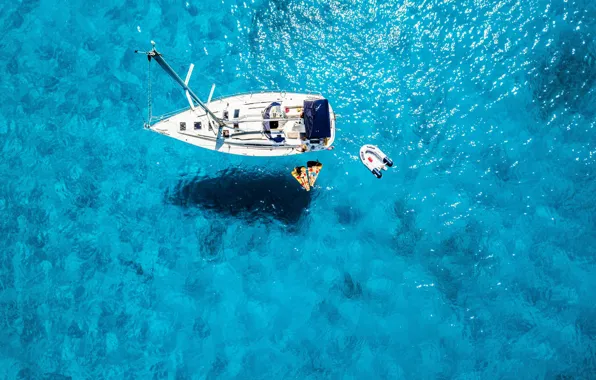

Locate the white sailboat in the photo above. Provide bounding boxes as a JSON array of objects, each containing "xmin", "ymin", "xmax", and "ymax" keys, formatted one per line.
[{"xmin": 136, "ymin": 42, "xmax": 336, "ymax": 157}]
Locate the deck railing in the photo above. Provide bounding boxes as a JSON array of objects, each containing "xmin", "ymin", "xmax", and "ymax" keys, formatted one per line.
[{"xmin": 146, "ymin": 90, "xmax": 323, "ymax": 127}]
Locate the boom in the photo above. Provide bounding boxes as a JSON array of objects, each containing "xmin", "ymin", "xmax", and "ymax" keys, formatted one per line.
[{"xmin": 137, "ymin": 42, "xmax": 226, "ymax": 128}]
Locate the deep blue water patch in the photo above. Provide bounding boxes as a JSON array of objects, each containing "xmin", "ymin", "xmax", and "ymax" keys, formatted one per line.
[{"xmin": 1, "ymin": 0, "xmax": 596, "ymax": 378}]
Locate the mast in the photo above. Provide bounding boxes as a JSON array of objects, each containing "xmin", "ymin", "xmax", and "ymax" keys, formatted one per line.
[{"xmin": 137, "ymin": 42, "xmax": 226, "ymax": 128}]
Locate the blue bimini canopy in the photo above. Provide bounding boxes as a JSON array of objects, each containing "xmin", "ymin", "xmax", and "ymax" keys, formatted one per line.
[{"xmin": 303, "ymin": 99, "xmax": 331, "ymax": 139}]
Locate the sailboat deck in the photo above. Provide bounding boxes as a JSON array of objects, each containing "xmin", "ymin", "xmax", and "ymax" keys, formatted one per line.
[{"xmin": 148, "ymin": 92, "xmax": 336, "ymax": 157}]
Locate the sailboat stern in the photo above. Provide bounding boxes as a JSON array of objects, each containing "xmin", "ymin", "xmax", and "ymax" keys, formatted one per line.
[{"xmin": 303, "ymin": 98, "xmax": 335, "ymax": 148}]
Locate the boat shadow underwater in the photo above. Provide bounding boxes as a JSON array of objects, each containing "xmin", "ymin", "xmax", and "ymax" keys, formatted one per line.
[{"xmin": 165, "ymin": 168, "xmax": 313, "ymax": 224}]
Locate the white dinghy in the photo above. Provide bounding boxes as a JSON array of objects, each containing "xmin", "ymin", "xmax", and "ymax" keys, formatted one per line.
[
  {"xmin": 359, "ymin": 145, "xmax": 393, "ymax": 178},
  {"xmin": 136, "ymin": 42, "xmax": 336, "ymax": 157}
]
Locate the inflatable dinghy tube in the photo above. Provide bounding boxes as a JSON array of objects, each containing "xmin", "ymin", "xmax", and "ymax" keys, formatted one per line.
[{"xmin": 359, "ymin": 144, "xmax": 393, "ymax": 178}]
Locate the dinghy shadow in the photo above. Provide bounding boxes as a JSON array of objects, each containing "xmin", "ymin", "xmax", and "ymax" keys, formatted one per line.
[{"xmin": 166, "ymin": 168, "xmax": 312, "ymax": 224}]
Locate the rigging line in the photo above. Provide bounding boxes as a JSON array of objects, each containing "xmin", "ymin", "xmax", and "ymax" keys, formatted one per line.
[
  {"xmin": 131, "ymin": 98, "xmax": 147, "ymax": 125},
  {"xmin": 147, "ymin": 56, "xmax": 152, "ymax": 124}
]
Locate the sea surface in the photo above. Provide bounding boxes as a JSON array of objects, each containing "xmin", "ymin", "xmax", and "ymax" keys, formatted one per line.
[{"xmin": 1, "ymin": 0, "xmax": 595, "ymax": 378}]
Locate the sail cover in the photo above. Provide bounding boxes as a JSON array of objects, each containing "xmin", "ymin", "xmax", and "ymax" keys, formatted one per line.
[{"xmin": 303, "ymin": 99, "xmax": 331, "ymax": 139}]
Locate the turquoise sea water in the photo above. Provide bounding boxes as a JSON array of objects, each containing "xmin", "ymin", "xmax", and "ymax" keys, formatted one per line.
[{"xmin": 1, "ymin": 0, "xmax": 596, "ymax": 378}]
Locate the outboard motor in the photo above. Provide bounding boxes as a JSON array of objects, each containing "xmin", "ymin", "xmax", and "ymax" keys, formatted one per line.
[{"xmin": 383, "ymin": 157, "xmax": 394, "ymax": 167}]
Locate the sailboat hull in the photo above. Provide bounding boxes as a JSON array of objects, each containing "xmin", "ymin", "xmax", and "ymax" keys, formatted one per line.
[{"xmin": 148, "ymin": 92, "xmax": 336, "ymax": 157}]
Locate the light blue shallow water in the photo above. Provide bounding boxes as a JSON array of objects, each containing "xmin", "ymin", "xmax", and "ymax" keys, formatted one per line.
[{"xmin": 1, "ymin": 0, "xmax": 596, "ymax": 378}]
